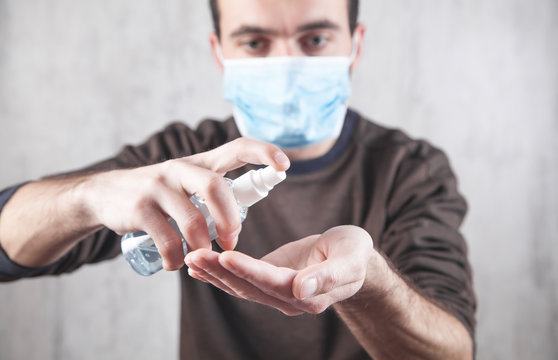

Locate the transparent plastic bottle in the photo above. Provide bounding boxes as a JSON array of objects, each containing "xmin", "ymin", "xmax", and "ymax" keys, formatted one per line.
[{"xmin": 121, "ymin": 166, "xmax": 287, "ymax": 276}]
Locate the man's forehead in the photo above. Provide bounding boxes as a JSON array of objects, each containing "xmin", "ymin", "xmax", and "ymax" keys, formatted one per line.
[{"xmin": 218, "ymin": 0, "xmax": 350, "ymax": 37}]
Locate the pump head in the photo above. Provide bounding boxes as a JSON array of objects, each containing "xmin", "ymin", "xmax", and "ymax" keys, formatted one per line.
[{"xmin": 232, "ymin": 166, "xmax": 286, "ymax": 207}]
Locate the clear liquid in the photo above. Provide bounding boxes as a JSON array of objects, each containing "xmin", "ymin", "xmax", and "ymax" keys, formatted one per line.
[
  {"xmin": 121, "ymin": 192, "xmax": 247, "ymax": 276},
  {"xmin": 122, "ymin": 233, "xmax": 162, "ymax": 276}
]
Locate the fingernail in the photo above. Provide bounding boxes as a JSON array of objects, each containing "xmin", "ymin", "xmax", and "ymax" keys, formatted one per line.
[
  {"xmin": 300, "ymin": 277, "xmax": 318, "ymax": 299},
  {"xmin": 274, "ymin": 152, "xmax": 290, "ymax": 168}
]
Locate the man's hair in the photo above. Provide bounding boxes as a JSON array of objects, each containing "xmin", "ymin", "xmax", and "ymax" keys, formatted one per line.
[{"xmin": 209, "ymin": 0, "xmax": 359, "ymax": 39}]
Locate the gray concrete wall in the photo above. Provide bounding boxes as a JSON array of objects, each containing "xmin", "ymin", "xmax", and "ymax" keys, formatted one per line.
[{"xmin": 0, "ymin": 1, "xmax": 556, "ymax": 359}]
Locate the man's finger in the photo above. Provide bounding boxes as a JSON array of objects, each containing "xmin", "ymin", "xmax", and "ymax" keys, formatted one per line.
[
  {"xmin": 167, "ymin": 163, "xmax": 241, "ymax": 248},
  {"xmin": 218, "ymin": 251, "xmax": 297, "ymax": 300},
  {"xmin": 150, "ymin": 182, "xmax": 212, "ymax": 252},
  {"xmin": 185, "ymin": 138, "xmax": 290, "ymax": 175},
  {"xmin": 187, "ymin": 250, "xmax": 302, "ymax": 315},
  {"xmin": 186, "ymin": 250, "xmax": 241, "ymax": 296},
  {"xmin": 260, "ymin": 234, "xmax": 321, "ymax": 269},
  {"xmin": 292, "ymin": 258, "xmax": 366, "ymax": 300},
  {"xmin": 141, "ymin": 210, "xmax": 185, "ymax": 271}
]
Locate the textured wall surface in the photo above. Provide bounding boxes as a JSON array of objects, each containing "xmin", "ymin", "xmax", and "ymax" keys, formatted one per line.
[{"xmin": 0, "ymin": 1, "xmax": 557, "ymax": 359}]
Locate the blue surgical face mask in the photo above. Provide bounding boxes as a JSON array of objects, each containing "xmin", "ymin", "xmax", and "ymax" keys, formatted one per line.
[{"xmin": 220, "ymin": 44, "xmax": 356, "ymax": 149}]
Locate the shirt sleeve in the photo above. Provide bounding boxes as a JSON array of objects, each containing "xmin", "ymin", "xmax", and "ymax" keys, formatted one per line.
[{"xmin": 379, "ymin": 140, "xmax": 477, "ymax": 338}]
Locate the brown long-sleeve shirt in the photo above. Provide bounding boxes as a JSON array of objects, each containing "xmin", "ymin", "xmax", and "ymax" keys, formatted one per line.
[{"xmin": 0, "ymin": 109, "xmax": 476, "ymax": 359}]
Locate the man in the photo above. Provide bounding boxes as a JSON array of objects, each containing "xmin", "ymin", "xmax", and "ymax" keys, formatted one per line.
[{"xmin": 0, "ymin": 0, "xmax": 476, "ymax": 358}]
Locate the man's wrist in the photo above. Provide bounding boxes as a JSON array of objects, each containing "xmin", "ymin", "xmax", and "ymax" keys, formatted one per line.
[
  {"xmin": 56, "ymin": 173, "xmax": 105, "ymax": 233},
  {"xmin": 344, "ymin": 250, "xmax": 398, "ymax": 303}
]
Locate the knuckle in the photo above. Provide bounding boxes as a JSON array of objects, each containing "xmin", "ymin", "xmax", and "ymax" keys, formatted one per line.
[
  {"xmin": 203, "ymin": 173, "xmax": 227, "ymax": 194},
  {"xmin": 156, "ymin": 240, "xmax": 182, "ymax": 268},
  {"xmin": 144, "ymin": 173, "xmax": 167, "ymax": 193},
  {"xmin": 188, "ymin": 211, "xmax": 208, "ymax": 229},
  {"xmin": 155, "ymin": 239, "xmax": 173, "ymax": 258},
  {"xmin": 181, "ymin": 212, "xmax": 208, "ymax": 239},
  {"xmin": 321, "ymin": 272, "xmax": 338, "ymax": 293},
  {"xmin": 132, "ymin": 198, "xmax": 155, "ymax": 222}
]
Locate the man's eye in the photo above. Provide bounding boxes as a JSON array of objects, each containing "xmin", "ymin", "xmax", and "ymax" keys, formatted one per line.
[
  {"xmin": 246, "ymin": 39, "xmax": 261, "ymax": 49},
  {"xmin": 308, "ymin": 36, "xmax": 326, "ymax": 47},
  {"xmin": 242, "ymin": 38, "xmax": 266, "ymax": 50},
  {"xmin": 240, "ymin": 38, "xmax": 269, "ymax": 55},
  {"xmin": 301, "ymin": 35, "xmax": 329, "ymax": 54}
]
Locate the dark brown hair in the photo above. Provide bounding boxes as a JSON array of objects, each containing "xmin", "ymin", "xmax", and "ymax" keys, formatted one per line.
[{"xmin": 209, "ymin": 0, "xmax": 359, "ymax": 39}]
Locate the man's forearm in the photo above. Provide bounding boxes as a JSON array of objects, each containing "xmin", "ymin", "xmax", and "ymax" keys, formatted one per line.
[
  {"xmin": 0, "ymin": 176, "xmax": 102, "ymax": 267},
  {"xmin": 334, "ymin": 251, "xmax": 473, "ymax": 360}
]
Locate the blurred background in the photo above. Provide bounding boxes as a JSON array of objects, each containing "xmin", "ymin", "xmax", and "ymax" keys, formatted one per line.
[{"xmin": 0, "ymin": 0, "xmax": 556, "ymax": 359}]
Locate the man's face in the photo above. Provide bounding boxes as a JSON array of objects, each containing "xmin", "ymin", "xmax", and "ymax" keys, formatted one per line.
[{"xmin": 213, "ymin": 0, "xmax": 356, "ymax": 59}]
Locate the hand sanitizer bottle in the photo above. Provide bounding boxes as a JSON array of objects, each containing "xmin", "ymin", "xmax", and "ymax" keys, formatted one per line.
[{"xmin": 120, "ymin": 166, "xmax": 286, "ymax": 276}]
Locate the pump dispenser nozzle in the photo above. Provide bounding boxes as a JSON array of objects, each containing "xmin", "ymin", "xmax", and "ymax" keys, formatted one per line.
[{"xmin": 232, "ymin": 166, "xmax": 286, "ymax": 207}]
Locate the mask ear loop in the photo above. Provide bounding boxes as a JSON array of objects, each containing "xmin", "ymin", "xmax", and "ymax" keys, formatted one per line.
[
  {"xmin": 215, "ymin": 44, "xmax": 225, "ymax": 65},
  {"xmin": 348, "ymin": 35, "xmax": 359, "ymax": 64}
]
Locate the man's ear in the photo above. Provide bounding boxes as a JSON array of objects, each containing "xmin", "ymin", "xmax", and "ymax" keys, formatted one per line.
[
  {"xmin": 209, "ymin": 32, "xmax": 224, "ymax": 72},
  {"xmin": 350, "ymin": 23, "xmax": 366, "ymax": 73}
]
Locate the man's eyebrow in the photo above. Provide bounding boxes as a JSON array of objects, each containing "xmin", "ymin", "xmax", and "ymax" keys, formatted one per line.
[
  {"xmin": 229, "ymin": 20, "xmax": 341, "ymax": 39},
  {"xmin": 296, "ymin": 19, "xmax": 341, "ymax": 33},
  {"xmin": 229, "ymin": 26, "xmax": 278, "ymax": 38}
]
